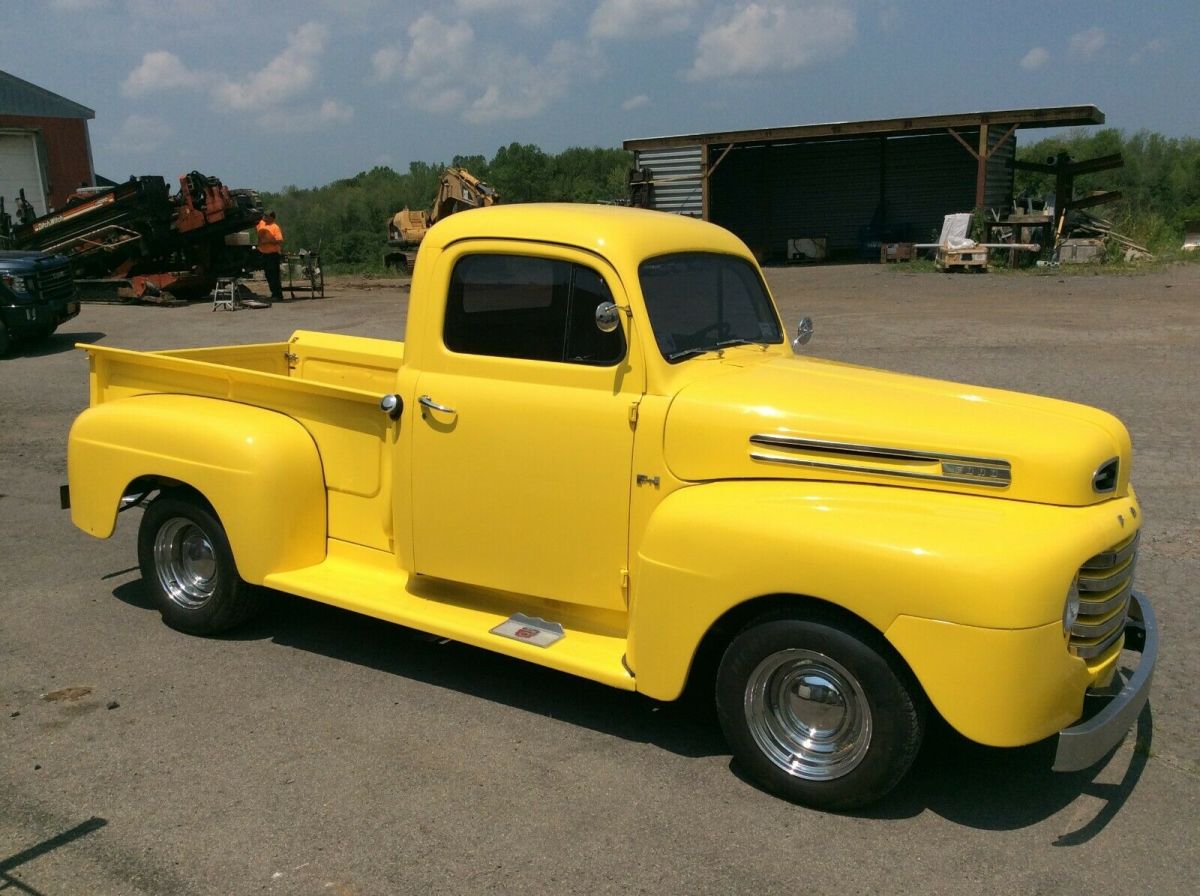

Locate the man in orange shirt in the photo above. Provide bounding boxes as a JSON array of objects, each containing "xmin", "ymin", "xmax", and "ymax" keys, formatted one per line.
[{"xmin": 255, "ymin": 210, "xmax": 285, "ymax": 301}]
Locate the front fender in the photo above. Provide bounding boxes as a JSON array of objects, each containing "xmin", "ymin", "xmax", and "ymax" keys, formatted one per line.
[
  {"xmin": 67, "ymin": 394, "xmax": 327, "ymax": 582},
  {"xmin": 628, "ymin": 480, "xmax": 1136, "ymax": 701}
]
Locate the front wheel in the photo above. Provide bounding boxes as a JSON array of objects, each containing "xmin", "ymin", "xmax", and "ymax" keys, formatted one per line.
[
  {"xmin": 137, "ymin": 494, "xmax": 261, "ymax": 635},
  {"xmin": 716, "ymin": 616, "xmax": 924, "ymax": 809}
]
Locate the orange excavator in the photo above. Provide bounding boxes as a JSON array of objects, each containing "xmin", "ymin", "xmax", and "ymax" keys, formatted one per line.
[{"xmin": 384, "ymin": 167, "xmax": 498, "ymax": 273}]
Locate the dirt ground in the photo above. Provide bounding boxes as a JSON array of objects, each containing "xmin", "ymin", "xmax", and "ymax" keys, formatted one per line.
[{"xmin": 1, "ymin": 261, "xmax": 1197, "ymax": 894}]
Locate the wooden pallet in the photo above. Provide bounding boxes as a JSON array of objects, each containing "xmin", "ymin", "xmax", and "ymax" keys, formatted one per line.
[{"xmin": 936, "ymin": 246, "xmax": 989, "ymax": 272}]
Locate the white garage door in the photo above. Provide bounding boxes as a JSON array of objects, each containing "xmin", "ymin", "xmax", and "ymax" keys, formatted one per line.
[{"xmin": 0, "ymin": 132, "xmax": 48, "ymax": 217}]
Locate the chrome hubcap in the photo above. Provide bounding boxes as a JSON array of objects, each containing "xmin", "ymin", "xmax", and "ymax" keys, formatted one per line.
[
  {"xmin": 153, "ymin": 517, "xmax": 217, "ymax": 610},
  {"xmin": 745, "ymin": 648, "xmax": 872, "ymax": 781}
]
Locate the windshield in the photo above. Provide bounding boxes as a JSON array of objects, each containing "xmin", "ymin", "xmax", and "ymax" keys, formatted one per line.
[{"xmin": 639, "ymin": 253, "xmax": 783, "ymax": 362}]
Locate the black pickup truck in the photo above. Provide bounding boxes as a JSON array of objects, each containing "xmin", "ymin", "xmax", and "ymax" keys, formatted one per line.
[{"xmin": 0, "ymin": 250, "xmax": 79, "ymax": 356}]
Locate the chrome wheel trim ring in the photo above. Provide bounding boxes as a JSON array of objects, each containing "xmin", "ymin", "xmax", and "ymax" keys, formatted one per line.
[
  {"xmin": 744, "ymin": 648, "xmax": 873, "ymax": 781},
  {"xmin": 153, "ymin": 517, "xmax": 218, "ymax": 610}
]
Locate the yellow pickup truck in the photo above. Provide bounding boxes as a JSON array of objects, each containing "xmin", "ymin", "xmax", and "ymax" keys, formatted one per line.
[{"xmin": 65, "ymin": 204, "xmax": 1155, "ymax": 809}]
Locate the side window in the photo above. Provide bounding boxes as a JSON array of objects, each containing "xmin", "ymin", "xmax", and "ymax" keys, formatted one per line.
[{"xmin": 444, "ymin": 254, "xmax": 625, "ymax": 365}]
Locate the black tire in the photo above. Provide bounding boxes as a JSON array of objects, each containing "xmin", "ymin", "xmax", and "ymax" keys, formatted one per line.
[
  {"xmin": 0, "ymin": 321, "xmax": 10, "ymax": 357},
  {"xmin": 716, "ymin": 615, "xmax": 924, "ymax": 810},
  {"xmin": 137, "ymin": 493, "xmax": 261, "ymax": 635}
]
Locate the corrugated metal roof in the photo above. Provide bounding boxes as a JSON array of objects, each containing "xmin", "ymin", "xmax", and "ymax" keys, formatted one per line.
[
  {"xmin": 632, "ymin": 146, "xmax": 703, "ymax": 217},
  {"xmin": 625, "ymin": 106, "xmax": 1103, "ymax": 151},
  {"xmin": 0, "ymin": 70, "xmax": 94, "ymax": 119}
]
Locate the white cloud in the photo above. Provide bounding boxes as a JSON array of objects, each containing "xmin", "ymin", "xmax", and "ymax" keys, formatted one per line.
[
  {"xmin": 1068, "ymin": 26, "xmax": 1106, "ymax": 60},
  {"xmin": 120, "ymin": 23, "xmax": 351, "ymax": 134},
  {"xmin": 373, "ymin": 13, "xmax": 579, "ymax": 124},
  {"xmin": 463, "ymin": 40, "xmax": 576, "ymax": 123},
  {"xmin": 214, "ymin": 22, "xmax": 329, "ymax": 112},
  {"xmin": 1129, "ymin": 38, "xmax": 1167, "ymax": 65},
  {"xmin": 686, "ymin": 2, "xmax": 857, "ymax": 81},
  {"xmin": 107, "ymin": 114, "xmax": 173, "ymax": 155},
  {"xmin": 370, "ymin": 45, "xmax": 404, "ymax": 82},
  {"xmin": 622, "ymin": 94, "xmax": 651, "ymax": 111},
  {"xmin": 256, "ymin": 99, "xmax": 354, "ymax": 134},
  {"xmin": 403, "ymin": 14, "xmax": 474, "ymax": 85},
  {"xmin": 1020, "ymin": 47, "xmax": 1050, "ymax": 71},
  {"xmin": 122, "ymin": 51, "xmax": 207, "ymax": 97},
  {"xmin": 589, "ymin": 0, "xmax": 699, "ymax": 40}
]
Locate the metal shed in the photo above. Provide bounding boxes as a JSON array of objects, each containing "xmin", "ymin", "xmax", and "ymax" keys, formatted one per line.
[{"xmin": 625, "ymin": 106, "xmax": 1103, "ymax": 261}]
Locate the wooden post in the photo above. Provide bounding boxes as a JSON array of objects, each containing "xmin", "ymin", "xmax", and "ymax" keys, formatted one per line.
[{"xmin": 975, "ymin": 123, "xmax": 989, "ymax": 209}]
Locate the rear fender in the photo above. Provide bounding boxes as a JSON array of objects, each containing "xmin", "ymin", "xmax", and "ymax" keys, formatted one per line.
[{"xmin": 67, "ymin": 394, "xmax": 327, "ymax": 581}]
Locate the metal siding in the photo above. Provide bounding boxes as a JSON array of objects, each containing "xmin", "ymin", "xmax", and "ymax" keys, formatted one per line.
[
  {"xmin": 712, "ymin": 140, "xmax": 885, "ymax": 257},
  {"xmin": 882, "ymin": 133, "xmax": 978, "ymax": 245},
  {"xmin": 634, "ymin": 146, "xmax": 703, "ymax": 217},
  {"xmin": 682, "ymin": 128, "xmax": 1019, "ymax": 261}
]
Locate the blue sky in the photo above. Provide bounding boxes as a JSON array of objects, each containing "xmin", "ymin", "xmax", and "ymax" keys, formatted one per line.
[{"xmin": 2, "ymin": 1, "xmax": 1194, "ymax": 192}]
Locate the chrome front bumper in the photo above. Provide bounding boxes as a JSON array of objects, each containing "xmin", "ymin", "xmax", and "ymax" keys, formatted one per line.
[{"xmin": 1053, "ymin": 591, "xmax": 1157, "ymax": 771}]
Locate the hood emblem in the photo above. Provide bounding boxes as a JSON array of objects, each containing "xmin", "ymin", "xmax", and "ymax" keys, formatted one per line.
[{"xmin": 749, "ymin": 434, "xmax": 1012, "ymax": 488}]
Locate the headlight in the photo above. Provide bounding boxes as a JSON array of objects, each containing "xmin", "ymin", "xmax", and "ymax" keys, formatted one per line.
[
  {"xmin": 1063, "ymin": 575, "xmax": 1081, "ymax": 636},
  {"xmin": 1, "ymin": 273, "xmax": 33, "ymax": 295}
]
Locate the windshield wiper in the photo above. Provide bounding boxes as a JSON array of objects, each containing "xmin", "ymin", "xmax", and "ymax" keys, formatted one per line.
[
  {"xmin": 713, "ymin": 337, "xmax": 764, "ymax": 350},
  {"xmin": 666, "ymin": 338, "xmax": 765, "ymax": 362}
]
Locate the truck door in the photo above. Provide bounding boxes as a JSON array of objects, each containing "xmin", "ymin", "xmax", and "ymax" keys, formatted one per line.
[{"xmin": 410, "ymin": 245, "xmax": 642, "ymax": 612}]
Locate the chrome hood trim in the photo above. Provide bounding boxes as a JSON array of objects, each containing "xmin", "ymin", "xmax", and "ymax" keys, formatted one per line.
[{"xmin": 748, "ymin": 434, "xmax": 1012, "ymax": 488}]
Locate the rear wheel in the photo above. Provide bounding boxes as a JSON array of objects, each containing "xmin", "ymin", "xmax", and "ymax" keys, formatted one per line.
[
  {"xmin": 716, "ymin": 616, "xmax": 924, "ymax": 809},
  {"xmin": 137, "ymin": 494, "xmax": 261, "ymax": 635},
  {"xmin": 0, "ymin": 321, "xmax": 10, "ymax": 356}
]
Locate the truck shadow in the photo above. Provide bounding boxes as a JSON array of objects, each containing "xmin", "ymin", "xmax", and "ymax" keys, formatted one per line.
[
  {"xmin": 15, "ymin": 330, "xmax": 107, "ymax": 358},
  {"xmin": 851, "ymin": 706, "xmax": 1152, "ymax": 840},
  {"xmin": 111, "ymin": 579, "xmax": 1154, "ymax": 836}
]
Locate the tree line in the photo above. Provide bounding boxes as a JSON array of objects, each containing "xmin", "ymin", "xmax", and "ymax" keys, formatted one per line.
[
  {"xmin": 1015, "ymin": 128, "xmax": 1200, "ymax": 252},
  {"xmin": 261, "ymin": 144, "xmax": 631, "ymax": 272}
]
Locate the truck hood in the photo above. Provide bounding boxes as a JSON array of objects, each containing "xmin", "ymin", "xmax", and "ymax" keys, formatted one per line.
[
  {"xmin": 663, "ymin": 354, "xmax": 1131, "ymax": 506},
  {"xmin": 0, "ymin": 250, "xmax": 71, "ymax": 272}
]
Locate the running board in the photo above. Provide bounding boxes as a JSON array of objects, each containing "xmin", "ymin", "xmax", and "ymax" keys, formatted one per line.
[{"xmin": 263, "ymin": 541, "xmax": 634, "ymax": 690}]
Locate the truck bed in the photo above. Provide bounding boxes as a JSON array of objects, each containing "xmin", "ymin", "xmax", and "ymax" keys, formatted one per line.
[{"xmin": 81, "ymin": 330, "xmax": 406, "ymax": 551}]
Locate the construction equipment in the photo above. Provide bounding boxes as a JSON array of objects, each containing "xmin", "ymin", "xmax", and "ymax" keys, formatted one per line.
[
  {"xmin": 3, "ymin": 171, "xmax": 262, "ymax": 302},
  {"xmin": 384, "ymin": 168, "xmax": 498, "ymax": 273}
]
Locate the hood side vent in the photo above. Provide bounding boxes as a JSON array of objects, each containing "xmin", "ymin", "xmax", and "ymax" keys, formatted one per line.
[{"xmin": 749, "ymin": 434, "xmax": 1011, "ymax": 488}]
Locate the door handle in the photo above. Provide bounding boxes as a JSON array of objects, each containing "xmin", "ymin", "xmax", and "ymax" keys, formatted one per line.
[{"xmin": 418, "ymin": 394, "xmax": 456, "ymax": 415}]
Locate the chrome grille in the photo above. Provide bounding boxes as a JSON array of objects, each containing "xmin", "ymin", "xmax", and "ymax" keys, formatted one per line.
[
  {"xmin": 1070, "ymin": 532, "xmax": 1138, "ymax": 659},
  {"xmin": 36, "ymin": 264, "xmax": 76, "ymax": 302}
]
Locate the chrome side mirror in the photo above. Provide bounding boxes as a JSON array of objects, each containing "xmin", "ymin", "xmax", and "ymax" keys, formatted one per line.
[
  {"xmin": 792, "ymin": 316, "xmax": 814, "ymax": 350},
  {"xmin": 595, "ymin": 301, "xmax": 621, "ymax": 333}
]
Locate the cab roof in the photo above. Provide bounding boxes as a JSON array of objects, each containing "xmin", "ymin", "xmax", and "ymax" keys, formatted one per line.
[{"xmin": 422, "ymin": 203, "xmax": 752, "ymax": 267}]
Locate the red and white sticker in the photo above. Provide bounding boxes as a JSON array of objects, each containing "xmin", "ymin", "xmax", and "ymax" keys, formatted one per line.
[{"xmin": 490, "ymin": 614, "xmax": 565, "ymax": 648}]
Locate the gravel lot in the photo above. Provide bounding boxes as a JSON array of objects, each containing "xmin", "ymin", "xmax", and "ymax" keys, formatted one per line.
[{"xmin": 2, "ymin": 262, "xmax": 1197, "ymax": 894}]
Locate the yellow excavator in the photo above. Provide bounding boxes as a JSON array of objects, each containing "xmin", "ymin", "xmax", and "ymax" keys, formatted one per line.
[{"xmin": 384, "ymin": 167, "xmax": 499, "ymax": 273}]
